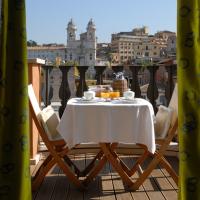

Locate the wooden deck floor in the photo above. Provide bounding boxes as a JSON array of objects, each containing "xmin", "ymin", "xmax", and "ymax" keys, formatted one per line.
[{"xmin": 31, "ymin": 153, "xmax": 178, "ymax": 200}]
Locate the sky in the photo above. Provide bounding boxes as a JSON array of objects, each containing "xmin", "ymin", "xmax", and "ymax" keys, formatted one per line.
[{"xmin": 26, "ymin": 0, "xmax": 177, "ymax": 44}]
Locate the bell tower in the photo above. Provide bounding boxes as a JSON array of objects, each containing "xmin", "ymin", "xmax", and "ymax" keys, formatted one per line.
[
  {"xmin": 87, "ymin": 18, "xmax": 96, "ymax": 41},
  {"xmin": 67, "ymin": 18, "xmax": 76, "ymax": 43}
]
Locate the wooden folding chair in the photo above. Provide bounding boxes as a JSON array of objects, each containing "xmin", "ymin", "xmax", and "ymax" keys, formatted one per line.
[
  {"xmin": 86, "ymin": 84, "xmax": 179, "ymax": 190},
  {"xmin": 128, "ymin": 83, "xmax": 179, "ymax": 191},
  {"xmin": 83, "ymin": 84, "xmax": 178, "ymax": 190},
  {"xmin": 28, "ymin": 84, "xmax": 102, "ymax": 190},
  {"xmin": 128, "ymin": 119, "xmax": 178, "ymax": 191}
]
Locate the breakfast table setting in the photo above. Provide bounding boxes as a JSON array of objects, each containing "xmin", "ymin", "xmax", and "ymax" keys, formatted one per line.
[{"xmin": 57, "ymin": 88, "xmax": 156, "ymax": 189}]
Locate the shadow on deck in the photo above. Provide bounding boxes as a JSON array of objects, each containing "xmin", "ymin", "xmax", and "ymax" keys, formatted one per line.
[{"xmin": 31, "ymin": 153, "xmax": 178, "ymax": 200}]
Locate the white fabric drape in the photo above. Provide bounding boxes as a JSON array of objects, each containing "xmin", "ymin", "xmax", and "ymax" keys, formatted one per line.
[{"xmin": 57, "ymin": 98, "xmax": 156, "ymax": 153}]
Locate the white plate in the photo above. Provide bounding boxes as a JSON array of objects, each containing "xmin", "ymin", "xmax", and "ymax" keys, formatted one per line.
[
  {"xmin": 112, "ymin": 98, "xmax": 138, "ymax": 104},
  {"xmin": 121, "ymin": 97, "xmax": 135, "ymax": 101},
  {"xmin": 75, "ymin": 97, "xmax": 100, "ymax": 103}
]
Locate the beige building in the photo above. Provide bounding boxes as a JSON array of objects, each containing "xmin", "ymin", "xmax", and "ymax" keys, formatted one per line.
[
  {"xmin": 166, "ymin": 35, "xmax": 176, "ymax": 57},
  {"xmin": 110, "ymin": 27, "xmax": 175, "ymax": 64},
  {"xmin": 132, "ymin": 26, "xmax": 149, "ymax": 36},
  {"xmin": 155, "ymin": 30, "xmax": 176, "ymax": 41},
  {"xmin": 28, "ymin": 45, "xmax": 66, "ymax": 64}
]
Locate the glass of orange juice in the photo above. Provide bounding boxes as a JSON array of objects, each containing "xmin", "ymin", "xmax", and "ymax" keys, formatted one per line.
[
  {"xmin": 110, "ymin": 90, "xmax": 120, "ymax": 99},
  {"xmin": 100, "ymin": 92, "xmax": 110, "ymax": 99}
]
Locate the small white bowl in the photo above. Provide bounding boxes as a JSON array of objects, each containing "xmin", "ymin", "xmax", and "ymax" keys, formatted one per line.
[
  {"xmin": 123, "ymin": 91, "xmax": 135, "ymax": 100},
  {"xmin": 83, "ymin": 91, "xmax": 95, "ymax": 100}
]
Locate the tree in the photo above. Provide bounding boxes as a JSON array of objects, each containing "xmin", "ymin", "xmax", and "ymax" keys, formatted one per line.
[{"xmin": 27, "ymin": 40, "xmax": 37, "ymax": 46}]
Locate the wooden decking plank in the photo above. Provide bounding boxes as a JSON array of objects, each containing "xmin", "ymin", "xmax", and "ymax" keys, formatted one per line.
[
  {"xmin": 135, "ymin": 157, "xmax": 165, "ymax": 200},
  {"xmin": 66, "ymin": 184, "xmax": 84, "ymax": 200},
  {"xmin": 142, "ymin": 177, "xmax": 165, "ymax": 200},
  {"xmin": 49, "ymin": 168, "xmax": 70, "ymax": 200},
  {"xmin": 31, "ymin": 154, "xmax": 54, "ymax": 200},
  {"xmin": 31, "ymin": 153, "xmax": 179, "ymax": 200},
  {"xmin": 109, "ymin": 159, "xmax": 133, "ymax": 200},
  {"xmin": 131, "ymin": 191, "xmax": 150, "ymax": 200},
  {"xmin": 33, "ymin": 165, "xmax": 60, "ymax": 200},
  {"xmin": 165, "ymin": 156, "xmax": 179, "ymax": 174},
  {"xmin": 151, "ymin": 166, "xmax": 174, "ymax": 190},
  {"xmin": 162, "ymin": 191, "xmax": 178, "ymax": 200},
  {"xmin": 125, "ymin": 156, "xmax": 150, "ymax": 200},
  {"xmin": 151, "ymin": 167, "xmax": 177, "ymax": 200},
  {"xmin": 31, "ymin": 160, "xmax": 45, "ymax": 200},
  {"xmin": 84, "ymin": 154, "xmax": 101, "ymax": 200},
  {"xmin": 111, "ymin": 174, "xmax": 132, "ymax": 200},
  {"xmin": 98, "ymin": 160, "xmax": 116, "ymax": 200},
  {"xmin": 66, "ymin": 155, "xmax": 84, "ymax": 200},
  {"xmin": 159, "ymin": 164, "xmax": 178, "ymax": 191}
]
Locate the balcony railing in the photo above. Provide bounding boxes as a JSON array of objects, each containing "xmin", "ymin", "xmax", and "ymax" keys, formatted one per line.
[{"xmin": 40, "ymin": 63, "xmax": 177, "ymax": 117}]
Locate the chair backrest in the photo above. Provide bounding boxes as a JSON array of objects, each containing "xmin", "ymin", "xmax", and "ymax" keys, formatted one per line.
[
  {"xmin": 28, "ymin": 84, "xmax": 51, "ymax": 144},
  {"xmin": 154, "ymin": 83, "xmax": 178, "ymax": 139},
  {"xmin": 168, "ymin": 83, "xmax": 178, "ymax": 128},
  {"xmin": 28, "ymin": 84, "xmax": 41, "ymax": 117},
  {"xmin": 28, "ymin": 84, "xmax": 62, "ymax": 142}
]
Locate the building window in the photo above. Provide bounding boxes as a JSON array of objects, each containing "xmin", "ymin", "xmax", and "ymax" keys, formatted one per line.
[
  {"xmin": 146, "ymin": 46, "xmax": 148, "ymax": 50},
  {"xmin": 70, "ymin": 53, "xmax": 72, "ymax": 60},
  {"xmin": 90, "ymin": 53, "xmax": 92, "ymax": 60},
  {"xmin": 145, "ymin": 52, "xmax": 149, "ymax": 57},
  {"xmin": 154, "ymin": 52, "xmax": 157, "ymax": 55}
]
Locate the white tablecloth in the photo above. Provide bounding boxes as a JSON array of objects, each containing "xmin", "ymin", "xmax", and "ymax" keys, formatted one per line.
[{"xmin": 57, "ymin": 98, "xmax": 156, "ymax": 153}]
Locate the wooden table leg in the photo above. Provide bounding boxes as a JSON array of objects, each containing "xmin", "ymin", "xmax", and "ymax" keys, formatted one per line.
[
  {"xmin": 82, "ymin": 155, "xmax": 107, "ymax": 186},
  {"xmin": 108, "ymin": 143, "xmax": 149, "ymax": 177},
  {"xmin": 100, "ymin": 143, "xmax": 134, "ymax": 187},
  {"xmin": 83, "ymin": 143, "xmax": 150, "ymax": 190}
]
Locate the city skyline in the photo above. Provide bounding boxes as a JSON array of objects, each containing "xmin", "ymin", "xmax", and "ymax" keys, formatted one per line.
[{"xmin": 26, "ymin": 0, "xmax": 176, "ymax": 44}]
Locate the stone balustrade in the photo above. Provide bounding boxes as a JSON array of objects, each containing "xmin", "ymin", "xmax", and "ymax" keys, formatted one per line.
[{"xmin": 40, "ymin": 64, "xmax": 177, "ymax": 117}]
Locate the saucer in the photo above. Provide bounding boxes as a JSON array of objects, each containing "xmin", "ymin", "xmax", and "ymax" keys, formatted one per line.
[
  {"xmin": 122, "ymin": 97, "xmax": 136, "ymax": 101},
  {"xmin": 82, "ymin": 96, "xmax": 96, "ymax": 101},
  {"xmin": 112, "ymin": 98, "xmax": 137, "ymax": 104},
  {"xmin": 75, "ymin": 97, "xmax": 100, "ymax": 103}
]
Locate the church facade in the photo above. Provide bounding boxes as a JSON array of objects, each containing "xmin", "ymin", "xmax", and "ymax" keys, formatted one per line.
[{"xmin": 66, "ymin": 18, "xmax": 97, "ymax": 67}]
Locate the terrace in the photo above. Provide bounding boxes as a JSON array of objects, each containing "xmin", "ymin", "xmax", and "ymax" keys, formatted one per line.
[
  {"xmin": 29, "ymin": 58, "xmax": 178, "ymax": 199},
  {"xmin": 3, "ymin": 1, "xmax": 200, "ymax": 199}
]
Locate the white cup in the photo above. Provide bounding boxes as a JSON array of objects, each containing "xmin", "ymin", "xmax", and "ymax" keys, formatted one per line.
[
  {"xmin": 84, "ymin": 91, "xmax": 95, "ymax": 100},
  {"xmin": 123, "ymin": 91, "xmax": 135, "ymax": 100}
]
